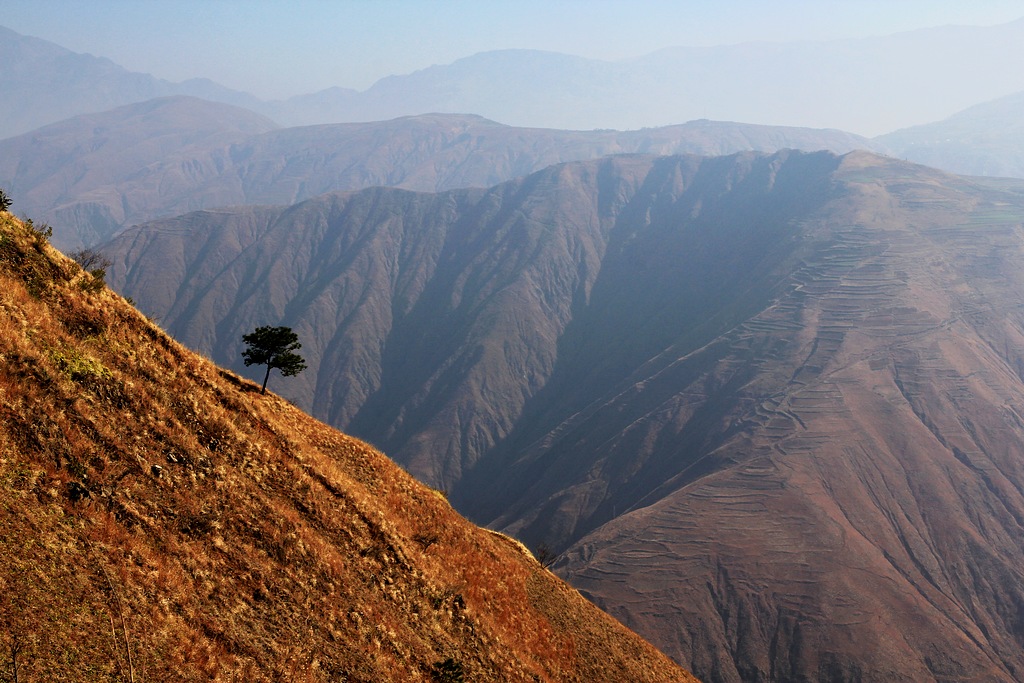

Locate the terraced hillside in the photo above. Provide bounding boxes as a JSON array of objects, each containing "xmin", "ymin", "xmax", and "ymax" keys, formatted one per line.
[
  {"xmin": 104, "ymin": 150, "xmax": 1024, "ymax": 680},
  {"xmin": 549, "ymin": 153, "xmax": 1024, "ymax": 681},
  {"xmin": 0, "ymin": 211, "xmax": 694, "ymax": 682}
]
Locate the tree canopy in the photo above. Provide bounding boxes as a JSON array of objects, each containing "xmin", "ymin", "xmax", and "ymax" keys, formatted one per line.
[{"xmin": 241, "ymin": 325, "xmax": 307, "ymax": 394}]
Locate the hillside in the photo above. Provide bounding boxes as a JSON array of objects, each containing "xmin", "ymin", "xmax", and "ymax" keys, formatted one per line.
[
  {"xmin": 0, "ymin": 212, "xmax": 694, "ymax": 681},
  {"xmin": 104, "ymin": 151, "xmax": 841, "ymax": 490},
  {"xmin": 878, "ymin": 90, "xmax": 1024, "ymax": 179},
  {"xmin": 0, "ymin": 96, "xmax": 279, "ymax": 249},
  {"xmin": 0, "ymin": 97, "xmax": 879, "ymax": 250},
  {"xmin": 104, "ymin": 150, "xmax": 1024, "ymax": 681}
]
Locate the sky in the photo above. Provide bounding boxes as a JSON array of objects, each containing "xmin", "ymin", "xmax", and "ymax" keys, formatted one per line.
[{"xmin": 4, "ymin": 1, "xmax": 1024, "ymax": 100}]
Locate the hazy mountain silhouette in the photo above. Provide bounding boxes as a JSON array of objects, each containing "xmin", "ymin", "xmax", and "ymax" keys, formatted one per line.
[
  {"xmin": 0, "ymin": 96, "xmax": 279, "ymax": 248},
  {"xmin": 289, "ymin": 20, "xmax": 1024, "ymax": 136},
  {"xmin": 0, "ymin": 96, "xmax": 880, "ymax": 250},
  {"xmin": 103, "ymin": 150, "xmax": 1024, "ymax": 681},
  {"xmin": 5, "ymin": 19, "xmax": 1024, "ymax": 139},
  {"xmin": 0, "ymin": 25, "xmax": 266, "ymax": 140},
  {"xmin": 878, "ymin": 89, "xmax": 1024, "ymax": 178}
]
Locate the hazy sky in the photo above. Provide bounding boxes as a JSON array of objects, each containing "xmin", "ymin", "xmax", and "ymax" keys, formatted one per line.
[{"xmin": 5, "ymin": 1, "xmax": 1024, "ymax": 100}]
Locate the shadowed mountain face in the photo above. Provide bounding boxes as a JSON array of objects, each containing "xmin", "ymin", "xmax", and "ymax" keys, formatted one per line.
[
  {"xmin": 105, "ymin": 151, "xmax": 840, "ymax": 486},
  {"xmin": 0, "ymin": 96, "xmax": 880, "ymax": 250},
  {"xmin": 529, "ymin": 154, "xmax": 1024, "ymax": 682},
  {"xmin": 105, "ymin": 149, "xmax": 1024, "ymax": 681}
]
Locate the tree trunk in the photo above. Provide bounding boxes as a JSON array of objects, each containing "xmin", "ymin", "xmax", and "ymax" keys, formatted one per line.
[{"xmin": 261, "ymin": 364, "xmax": 271, "ymax": 394}]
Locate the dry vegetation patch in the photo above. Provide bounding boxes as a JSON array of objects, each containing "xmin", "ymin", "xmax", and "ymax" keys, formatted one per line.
[{"xmin": 0, "ymin": 213, "xmax": 695, "ymax": 681}]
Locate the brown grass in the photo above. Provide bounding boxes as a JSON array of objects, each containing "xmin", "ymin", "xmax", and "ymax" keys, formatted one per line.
[{"xmin": 0, "ymin": 213, "xmax": 697, "ymax": 682}]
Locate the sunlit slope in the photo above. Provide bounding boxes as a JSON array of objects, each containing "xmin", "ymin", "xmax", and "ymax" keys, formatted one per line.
[{"xmin": 0, "ymin": 212, "xmax": 695, "ymax": 682}]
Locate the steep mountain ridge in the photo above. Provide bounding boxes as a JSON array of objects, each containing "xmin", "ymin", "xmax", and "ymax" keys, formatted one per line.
[
  {"xmin": 106, "ymin": 151, "xmax": 842, "ymax": 491},
  {"xmin": 104, "ymin": 150, "xmax": 1024, "ymax": 681},
  {"xmin": 0, "ymin": 211, "xmax": 694, "ymax": 681}
]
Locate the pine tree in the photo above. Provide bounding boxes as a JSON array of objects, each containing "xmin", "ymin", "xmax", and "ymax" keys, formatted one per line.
[{"xmin": 241, "ymin": 326, "xmax": 307, "ymax": 394}]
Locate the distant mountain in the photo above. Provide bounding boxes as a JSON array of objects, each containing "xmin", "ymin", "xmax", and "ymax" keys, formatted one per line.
[
  {"xmin": 0, "ymin": 25, "xmax": 266, "ymax": 140},
  {"xmin": 0, "ymin": 96, "xmax": 880, "ymax": 250},
  {"xmin": 0, "ymin": 201, "xmax": 694, "ymax": 681},
  {"xmin": 104, "ymin": 150, "xmax": 1024, "ymax": 681},
  {"xmin": 878, "ymin": 90, "xmax": 1024, "ymax": 178},
  {"xmin": 283, "ymin": 22, "xmax": 1024, "ymax": 135},
  {"xmin": 6, "ymin": 20, "xmax": 1024, "ymax": 139}
]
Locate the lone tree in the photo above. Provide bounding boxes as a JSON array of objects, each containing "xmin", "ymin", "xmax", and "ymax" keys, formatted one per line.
[
  {"xmin": 0, "ymin": 187, "xmax": 11, "ymax": 212},
  {"xmin": 241, "ymin": 325, "xmax": 307, "ymax": 394}
]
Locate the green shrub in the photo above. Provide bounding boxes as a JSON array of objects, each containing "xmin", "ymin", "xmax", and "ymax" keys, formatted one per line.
[{"xmin": 50, "ymin": 347, "xmax": 111, "ymax": 382}]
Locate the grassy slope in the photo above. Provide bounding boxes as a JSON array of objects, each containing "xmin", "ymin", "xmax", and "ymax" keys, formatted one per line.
[{"xmin": 0, "ymin": 212, "xmax": 696, "ymax": 682}]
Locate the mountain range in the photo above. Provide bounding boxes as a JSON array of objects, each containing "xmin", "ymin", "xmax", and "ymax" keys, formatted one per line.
[
  {"xmin": 5, "ymin": 20, "xmax": 1024, "ymax": 137},
  {"xmin": 0, "ymin": 25, "xmax": 266, "ymax": 141},
  {"xmin": 5, "ymin": 21, "xmax": 1024, "ymax": 255},
  {"xmin": 0, "ymin": 207, "xmax": 694, "ymax": 682},
  {"xmin": 103, "ymin": 149, "xmax": 1024, "ymax": 681},
  {"xmin": 0, "ymin": 96, "xmax": 880, "ymax": 251}
]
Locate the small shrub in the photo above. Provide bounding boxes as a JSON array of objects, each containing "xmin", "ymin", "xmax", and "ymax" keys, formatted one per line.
[
  {"xmin": 431, "ymin": 658, "xmax": 465, "ymax": 683},
  {"xmin": 70, "ymin": 249, "xmax": 111, "ymax": 293},
  {"xmin": 0, "ymin": 188, "xmax": 11, "ymax": 212},
  {"xmin": 414, "ymin": 532, "xmax": 438, "ymax": 549},
  {"xmin": 77, "ymin": 269, "xmax": 107, "ymax": 293},
  {"xmin": 23, "ymin": 218, "xmax": 52, "ymax": 243},
  {"xmin": 50, "ymin": 347, "xmax": 111, "ymax": 383},
  {"xmin": 69, "ymin": 249, "xmax": 110, "ymax": 272},
  {"xmin": 534, "ymin": 543, "xmax": 558, "ymax": 569}
]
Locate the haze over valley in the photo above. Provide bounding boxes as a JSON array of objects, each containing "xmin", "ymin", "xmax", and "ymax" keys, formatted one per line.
[{"xmin": 5, "ymin": 4, "xmax": 1024, "ymax": 682}]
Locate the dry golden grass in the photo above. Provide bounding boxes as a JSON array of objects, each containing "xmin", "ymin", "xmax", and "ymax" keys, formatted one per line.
[{"xmin": 0, "ymin": 213, "xmax": 697, "ymax": 682}]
